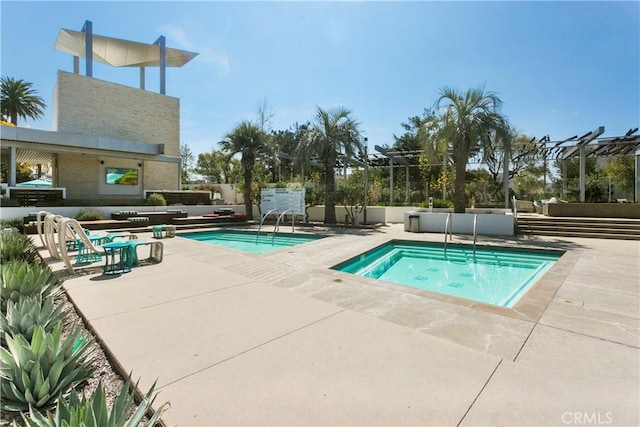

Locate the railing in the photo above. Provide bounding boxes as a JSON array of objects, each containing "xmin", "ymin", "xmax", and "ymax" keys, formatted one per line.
[
  {"xmin": 472, "ymin": 214, "xmax": 478, "ymax": 258},
  {"xmin": 256, "ymin": 209, "xmax": 279, "ymax": 243},
  {"xmin": 272, "ymin": 209, "xmax": 294, "ymax": 244},
  {"xmin": 444, "ymin": 213, "xmax": 452, "ymax": 255},
  {"xmin": 512, "ymin": 195, "xmax": 518, "ymax": 220}
]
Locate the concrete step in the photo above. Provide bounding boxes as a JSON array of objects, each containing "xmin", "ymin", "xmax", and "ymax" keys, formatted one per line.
[
  {"xmin": 517, "ymin": 217, "xmax": 640, "ymax": 240},
  {"xmin": 517, "ymin": 220, "xmax": 640, "ymax": 230},
  {"xmin": 517, "ymin": 229, "xmax": 640, "ymax": 240},
  {"xmin": 517, "ymin": 224, "xmax": 640, "ymax": 235},
  {"xmin": 516, "ymin": 215, "xmax": 640, "ymax": 240}
]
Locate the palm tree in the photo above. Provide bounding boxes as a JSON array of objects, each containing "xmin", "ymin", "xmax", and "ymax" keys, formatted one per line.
[
  {"xmin": 219, "ymin": 121, "xmax": 266, "ymax": 220},
  {"xmin": 300, "ymin": 106, "xmax": 363, "ymax": 224},
  {"xmin": 0, "ymin": 76, "xmax": 46, "ymax": 126},
  {"xmin": 428, "ymin": 86, "xmax": 508, "ymax": 213}
]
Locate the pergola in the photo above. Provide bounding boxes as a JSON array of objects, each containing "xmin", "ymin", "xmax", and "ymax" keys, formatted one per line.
[
  {"xmin": 531, "ymin": 127, "xmax": 640, "ymax": 202},
  {"xmin": 336, "ymin": 126, "xmax": 640, "ymax": 208}
]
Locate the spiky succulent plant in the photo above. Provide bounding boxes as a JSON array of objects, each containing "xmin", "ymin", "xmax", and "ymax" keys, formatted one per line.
[
  {"xmin": 0, "ymin": 230, "xmax": 39, "ymax": 264},
  {"xmin": 1, "ymin": 296, "xmax": 66, "ymax": 346},
  {"xmin": 1, "ymin": 260, "xmax": 61, "ymax": 312},
  {"xmin": 0, "ymin": 323, "xmax": 95, "ymax": 414},
  {"xmin": 20, "ymin": 377, "xmax": 168, "ymax": 427}
]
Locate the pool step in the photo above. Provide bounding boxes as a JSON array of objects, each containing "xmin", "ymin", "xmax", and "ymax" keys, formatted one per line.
[
  {"xmin": 393, "ymin": 244, "xmax": 559, "ymax": 264},
  {"xmin": 184, "ymin": 231, "xmax": 307, "ymax": 246},
  {"xmin": 351, "ymin": 245, "xmax": 556, "ymax": 277}
]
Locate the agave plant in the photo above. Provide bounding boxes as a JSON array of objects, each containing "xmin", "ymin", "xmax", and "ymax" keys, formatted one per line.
[
  {"xmin": 0, "ymin": 230, "xmax": 39, "ymax": 264},
  {"xmin": 21, "ymin": 377, "xmax": 169, "ymax": 427},
  {"xmin": 1, "ymin": 260, "xmax": 61, "ymax": 312},
  {"xmin": 0, "ymin": 296, "xmax": 66, "ymax": 346},
  {"xmin": 0, "ymin": 323, "xmax": 95, "ymax": 414},
  {"xmin": 0, "ymin": 217, "xmax": 24, "ymax": 233}
]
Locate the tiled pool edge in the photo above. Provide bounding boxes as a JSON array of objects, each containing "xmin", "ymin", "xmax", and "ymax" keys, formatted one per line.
[{"xmin": 327, "ymin": 245, "xmax": 580, "ymax": 323}]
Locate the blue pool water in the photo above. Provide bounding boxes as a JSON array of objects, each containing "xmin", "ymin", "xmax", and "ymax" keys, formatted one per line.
[
  {"xmin": 332, "ymin": 241, "xmax": 562, "ymax": 307},
  {"xmin": 178, "ymin": 230, "xmax": 324, "ymax": 254}
]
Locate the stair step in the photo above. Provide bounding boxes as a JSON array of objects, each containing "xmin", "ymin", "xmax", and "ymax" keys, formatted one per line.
[
  {"xmin": 516, "ymin": 215, "xmax": 640, "ymax": 240},
  {"xmin": 517, "ymin": 221, "xmax": 640, "ymax": 230},
  {"xmin": 518, "ymin": 226, "xmax": 639, "ymax": 235},
  {"xmin": 518, "ymin": 229, "xmax": 640, "ymax": 240}
]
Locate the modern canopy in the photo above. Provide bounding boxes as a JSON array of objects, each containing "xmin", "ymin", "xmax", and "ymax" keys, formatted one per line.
[
  {"xmin": 54, "ymin": 21, "xmax": 198, "ymax": 94},
  {"xmin": 54, "ymin": 28, "xmax": 198, "ymax": 68}
]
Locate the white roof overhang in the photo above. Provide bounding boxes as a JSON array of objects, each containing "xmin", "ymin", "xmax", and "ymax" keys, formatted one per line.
[{"xmin": 54, "ymin": 28, "xmax": 198, "ymax": 68}]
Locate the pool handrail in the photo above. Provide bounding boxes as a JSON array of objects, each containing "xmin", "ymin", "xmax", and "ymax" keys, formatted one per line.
[
  {"xmin": 274, "ymin": 209, "xmax": 294, "ymax": 233},
  {"xmin": 273, "ymin": 209, "xmax": 295, "ymax": 244},
  {"xmin": 444, "ymin": 213, "xmax": 452, "ymax": 255},
  {"xmin": 473, "ymin": 214, "xmax": 478, "ymax": 258},
  {"xmin": 256, "ymin": 209, "xmax": 279, "ymax": 243}
]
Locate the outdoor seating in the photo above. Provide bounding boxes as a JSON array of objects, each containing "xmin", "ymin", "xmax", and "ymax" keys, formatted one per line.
[
  {"xmin": 152, "ymin": 224, "xmax": 176, "ymax": 239},
  {"xmin": 130, "ymin": 239, "xmax": 164, "ymax": 265},
  {"xmin": 58, "ymin": 217, "xmax": 106, "ymax": 274},
  {"xmin": 104, "ymin": 232, "xmax": 137, "ymax": 242},
  {"xmin": 102, "ymin": 241, "xmax": 134, "ymax": 275},
  {"xmin": 75, "ymin": 233, "xmax": 105, "ymax": 264}
]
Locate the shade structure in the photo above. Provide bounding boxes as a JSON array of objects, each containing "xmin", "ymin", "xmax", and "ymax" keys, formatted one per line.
[{"xmin": 54, "ymin": 28, "xmax": 198, "ymax": 68}]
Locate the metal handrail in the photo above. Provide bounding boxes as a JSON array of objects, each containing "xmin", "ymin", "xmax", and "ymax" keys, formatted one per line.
[
  {"xmin": 473, "ymin": 214, "xmax": 478, "ymax": 258},
  {"xmin": 512, "ymin": 195, "xmax": 518, "ymax": 220},
  {"xmin": 256, "ymin": 209, "xmax": 279, "ymax": 243},
  {"xmin": 273, "ymin": 209, "xmax": 294, "ymax": 244},
  {"xmin": 444, "ymin": 213, "xmax": 452, "ymax": 255}
]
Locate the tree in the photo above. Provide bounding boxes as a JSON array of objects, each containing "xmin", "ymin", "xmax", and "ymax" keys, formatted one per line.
[
  {"xmin": 299, "ymin": 107, "xmax": 363, "ymax": 224},
  {"xmin": 483, "ymin": 129, "xmax": 545, "ymax": 200},
  {"xmin": 603, "ymin": 155, "xmax": 635, "ymax": 199},
  {"xmin": 428, "ymin": 86, "xmax": 508, "ymax": 213},
  {"xmin": 219, "ymin": 121, "xmax": 267, "ymax": 220},
  {"xmin": 0, "ymin": 76, "xmax": 46, "ymax": 126},
  {"xmin": 552, "ymin": 157, "xmax": 606, "ymax": 202},
  {"xmin": 180, "ymin": 143, "xmax": 195, "ymax": 184},
  {"xmin": 255, "ymin": 97, "xmax": 274, "ymax": 132},
  {"xmin": 196, "ymin": 150, "xmax": 230, "ymax": 183},
  {"xmin": 393, "ymin": 109, "xmax": 440, "ymax": 202}
]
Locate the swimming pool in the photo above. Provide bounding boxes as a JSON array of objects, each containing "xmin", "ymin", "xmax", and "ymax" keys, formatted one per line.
[
  {"xmin": 332, "ymin": 241, "xmax": 562, "ymax": 307},
  {"xmin": 178, "ymin": 230, "xmax": 324, "ymax": 254}
]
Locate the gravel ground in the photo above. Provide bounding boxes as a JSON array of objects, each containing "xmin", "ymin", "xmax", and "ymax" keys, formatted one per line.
[{"xmin": 0, "ymin": 274, "xmax": 148, "ymax": 426}]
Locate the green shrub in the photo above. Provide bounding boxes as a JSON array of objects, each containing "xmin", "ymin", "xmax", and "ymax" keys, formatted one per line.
[
  {"xmin": 0, "ymin": 231, "xmax": 39, "ymax": 264},
  {"xmin": 420, "ymin": 198, "xmax": 453, "ymax": 208},
  {"xmin": 21, "ymin": 377, "xmax": 168, "ymax": 427},
  {"xmin": 0, "ymin": 260, "xmax": 61, "ymax": 312},
  {"xmin": 74, "ymin": 208, "xmax": 104, "ymax": 221},
  {"xmin": 0, "ymin": 296, "xmax": 65, "ymax": 346},
  {"xmin": 0, "ymin": 217, "xmax": 24, "ymax": 233},
  {"xmin": 0, "ymin": 323, "xmax": 95, "ymax": 414},
  {"xmin": 146, "ymin": 193, "xmax": 166, "ymax": 206}
]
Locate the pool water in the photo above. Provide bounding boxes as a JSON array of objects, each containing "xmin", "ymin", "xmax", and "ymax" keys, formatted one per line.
[
  {"xmin": 332, "ymin": 241, "xmax": 562, "ymax": 307},
  {"xmin": 178, "ymin": 230, "xmax": 323, "ymax": 254}
]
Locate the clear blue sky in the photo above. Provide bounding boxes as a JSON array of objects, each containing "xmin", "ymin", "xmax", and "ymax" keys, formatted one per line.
[{"xmin": 2, "ymin": 1, "xmax": 638, "ymax": 157}]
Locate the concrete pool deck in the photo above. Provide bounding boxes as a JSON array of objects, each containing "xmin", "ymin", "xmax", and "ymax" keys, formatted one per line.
[{"xmin": 47, "ymin": 224, "xmax": 639, "ymax": 426}]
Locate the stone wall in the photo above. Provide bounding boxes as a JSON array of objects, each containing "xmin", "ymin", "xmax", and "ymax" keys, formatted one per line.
[
  {"xmin": 56, "ymin": 153, "xmax": 99, "ymax": 199},
  {"xmin": 52, "ymin": 71, "xmax": 181, "ymax": 195},
  {"xmin": 544, "ymin": 203, "xmax": 640, "ymax": 219},
  {"xmin": 54, "ymin": 71, "xmax": 179, "ymax": 156}
]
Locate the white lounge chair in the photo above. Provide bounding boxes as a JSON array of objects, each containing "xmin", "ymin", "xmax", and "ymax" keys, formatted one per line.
[{"xmin": 58, "ymin": 218, "xmax": 106, "ymax": 274}]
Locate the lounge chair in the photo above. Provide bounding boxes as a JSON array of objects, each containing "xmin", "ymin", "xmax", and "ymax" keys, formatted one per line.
[
  {"xmin": 35, "ymin": 210, "xmax": 51, "ymax": 248},
  {"xmin": 58, "ymin": 218, "xmax": 106, "ymax": 274},
  {"xmin": 43, "ymin": 214, "xmax": 66, "ymax": 260}
]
